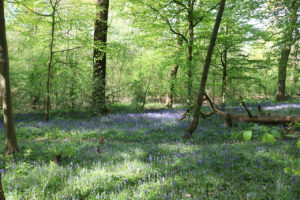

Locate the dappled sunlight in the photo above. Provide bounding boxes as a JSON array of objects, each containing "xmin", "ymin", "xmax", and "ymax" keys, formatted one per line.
[
  {"xmin": 1, "ymin": 106, "xmax": 300, "ymax": 199},
  {"xmin": 264, "ymin": 103, "xmax": 300, "ymax": 111}
]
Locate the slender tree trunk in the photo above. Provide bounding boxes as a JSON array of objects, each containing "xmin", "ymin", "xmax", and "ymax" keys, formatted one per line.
[
  {"xmin": 276, "ymin": 0, "xmax": 298, "ymax": 101},
  {"xmin": 45, "ymin": 9, "xmax": 56, "ymax": 121},
  {"xmin": 166, "ymin": 22, "xmax": 183, "ymax": 108},
  {"xmin": 212, "ymin": 67, "xmax": 216, "ymax": 103},
  {"xmin": 291, "ymin": 43, "xmax": 298, "ymax": 89},
  {"xmin": 0, "ymin": 0, "xmax": 18, "ymax": 154},
  {"xmin": 30, "ymin": 96, "xmax": 39, "ymax": 110},
  {"xmin": 187, "ymin": 2, "xmax": 194, "ymax": 107},
  {"xmin": 0, "ymin": 173, "xmax": 5, "ymax": 200},
  {"xmin": 184, "ymin": 0, "xmax": 226, "ymax": 138},
  {"xmin": 166, "ymin": 64, "xmax": 179, "ymax": 108},
  {"xmin": 142, "ymin": 77, "xmax": 151, "ymax": 109},
  {"xmin": 221, "ymin": 48, "xmax": 227, "ymax": 104},
  {"xmin": 92, "ymin": 0, "xmax": 109, "ymax": 113}
]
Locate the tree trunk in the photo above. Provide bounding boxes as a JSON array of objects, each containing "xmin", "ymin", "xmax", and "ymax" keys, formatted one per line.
[
  {"xmin": 291, "ymin": 41, "xmax": 298, "ymax": 89},
  {"xmin": 184, "ymin": 0, "xmax": 226, "ymax": 138},
  {"xmin": 166, "ymin": 64, "xmax": 179, "ymax": 108},
  {"xmin": 276, "ymin": 44, "xmax": 292, "ymax": 101},
  {"xmin": 166, "ymin": 36, "xmax": 182, "ymax": 108},
  {"xmin": 276, "ymin": 0, "xmax": 298, "ymax": 101},
  {"xmin": 142, "ymin": 77, "xmax": 151, "ymax": 109},
  {"xmin": 92, "ymin": 0, "xmax": 109, "ymax": 113},
  {"xmin": 0, "ymin": 0, "xmax": 18, "ymax": 154},
  {"xmin": 45, "ymin": 7, "xmax": 56, "ymax": 121},
  {"xmin": 221, "ymin": 49, "xmax": 227, "ymax": 104},
  {"xmin": 0, "ymin": 173, "xmax": 5, "ymax": 200},
  {"xmin": 186, "ymin": 2, "xmax": 195, "ymax": 107},
  {"xmin": 30, "ymin": 96, "xmax": 39, "ymax": 110}
]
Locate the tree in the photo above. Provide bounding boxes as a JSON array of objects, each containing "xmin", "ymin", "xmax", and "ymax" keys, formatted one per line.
[
  {"xmin": 166, "ymin": 38, "xmax": 182, "ymax": 108},
  {"xmin": 0, "ymin": 0, "xmax": 18, "ymax": 154},
  {"xmin": 45, "ymin": 0, "xmax": 61, "ymax": 121},
  {"xmin": 184, "ymin": 0, "xmax": 226, "ymax": 138},
  {"xmin": 0, "ymin": 173, "xmax": 4, "ymax": 200},
  {"xmin": 126, "ymin": 0, "xmax": 220, "ymax": 107},
  {"xmin": 92, "ymin": 0, "xmax": 110, "ymax": 113},
  {"xmin": 273, "ymin": 0, "xmax": 299, "ymax": 101}
]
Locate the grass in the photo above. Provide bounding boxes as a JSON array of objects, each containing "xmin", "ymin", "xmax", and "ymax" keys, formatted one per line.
[{"xmin": 0, "ymin": 103, "xmax": 299, "ymax": 199}]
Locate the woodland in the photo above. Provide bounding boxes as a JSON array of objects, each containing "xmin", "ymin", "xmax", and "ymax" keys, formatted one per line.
[{"xmin": 0, "ymin": 0, "xmax": 299, "ymax": 199}]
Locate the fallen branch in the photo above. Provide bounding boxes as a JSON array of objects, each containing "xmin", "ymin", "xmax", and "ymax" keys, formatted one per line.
[
  {"xmin": 204, "ymin": 93, "xmax": 300, "ymax": 124},
  {"xmin": 179, "ymin": 97, "xmax": 209, "ymax": 121},
  {"xmin": 240, "ymin": 96, "xmax": 253, "ymax": 118}
]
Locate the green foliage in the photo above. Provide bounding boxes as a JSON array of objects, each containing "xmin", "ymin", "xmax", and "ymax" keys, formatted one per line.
[
  {"xmin": 232, "ymin": 125, "xmax": 279, "ymax": 144},
  {"xmin": 2, "ymin": 110, "xmax": 300, "ymax": 199},
  {"xmin": 47, "ymin": 141, "xmax": 78, "ymax": 157},
  {"xmin": 261, "ymin": 133, "xmax": 275, "ymax": 144},
  {"xmin": 242, "ymin": 130, "xmax": 252, "ymax": 142}
]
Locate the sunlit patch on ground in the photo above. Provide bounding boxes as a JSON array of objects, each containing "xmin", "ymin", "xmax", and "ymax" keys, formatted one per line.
[{"xmin": 0, "ymin": 104, "xmax": 299, "ymax": 199}]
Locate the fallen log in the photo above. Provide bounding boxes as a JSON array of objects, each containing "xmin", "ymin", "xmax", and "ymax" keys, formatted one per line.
[{"xmin": 204, "ymin": 93, "xmax": 300, "ymax": 125}]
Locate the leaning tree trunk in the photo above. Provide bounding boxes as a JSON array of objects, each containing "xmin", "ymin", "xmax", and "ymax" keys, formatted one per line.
[
  {"xmin": 92, "ymin": 0, "xmax": 109, "ymax": 113},
  {"xmin": 184, "ymin": 0, "xmax": 226, "ymax": 138},
  {"xmin": 0, "ymin": 0, "xmax": 18, "ymax": 154}
]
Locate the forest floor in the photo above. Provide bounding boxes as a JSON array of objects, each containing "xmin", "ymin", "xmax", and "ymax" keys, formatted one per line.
[{"xmin": 0, "ymin": 103, "xmax": 299, "ymax": 199}]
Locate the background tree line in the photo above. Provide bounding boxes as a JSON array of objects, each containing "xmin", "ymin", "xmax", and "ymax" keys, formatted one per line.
[{"xmin": 0, "ymin": 0, "xmax": 299, "ymax": 150}]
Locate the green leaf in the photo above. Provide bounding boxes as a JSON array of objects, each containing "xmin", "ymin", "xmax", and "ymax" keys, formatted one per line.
[
  {"xmin": 262, "ymin": 133, "xmax": 275, "ymax": 144},
  {"xmin": 271, "ymin": 130, "xmax": 281, "ymax": 138},
  {"xmin": 243, "ymin": 130, "xmax": 252, "ymax": 142},
  {"xmin": 294, "ymin": 122, "xmax": 300, "ymax": 128},
  {"xmin": 284, "ymin": 167, "xmax": 293, "ymax": 174},
  {"xmin": 261, "ymin": 126, "xmax": 271, "ymax": 132},
  {"xmin": 297, "ymin": 140, "xmax": 300, "ymax": 149}
]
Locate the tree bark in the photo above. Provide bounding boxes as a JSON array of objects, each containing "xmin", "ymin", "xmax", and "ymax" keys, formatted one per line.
[
  {"xmin": 142, "ymin": 77, "xmax": 151, "ymax": 109},
  {"xmin": 0, "ymin": 173, "xmax": 5, "ymax": 200},
  {"xmin": 184, "ymin": 0, "xmax": 226, "ymax": 138},
  {"xmin": 45, "ymin": 3, "xmax": 58, "ymax": 121},
  {"xmin": 0, "ymin": 0, "xmax": 18, "ymax": 154},
  {"xmin": 92, "ymin": 0, "xmax": 109, "ymax": 113},
  {"xmin": 276, "ymin": 0, "xmax": 299, "ymax": 101},
  {"xmin": 221, "ymin": 46, "xmax": 228, "ymax": 104},
  {"xmin": 166, "ymin": 64, "xmax": 179, "ymax": 108},
  {"xmin": 291, "ymin": 41, "xmax": 298, "ymax": 90},
  {"xmin": 276, "ymin": 44, "xmax": 292, "ymax": 101},
  {"xmin": 186, "ymin": 0, "xmax": 195, "ymax": 107}
]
